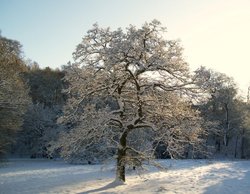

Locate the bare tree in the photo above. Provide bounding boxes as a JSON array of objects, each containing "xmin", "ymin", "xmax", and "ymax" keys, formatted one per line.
[{"xmin": 56, "ymin": 20, "xmax": 206, "ymax": 182}]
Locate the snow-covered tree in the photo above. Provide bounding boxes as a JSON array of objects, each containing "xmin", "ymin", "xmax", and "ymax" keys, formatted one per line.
[{"xmin": 55, "ymin": 20, "xmax": 206, "ymax": 182}]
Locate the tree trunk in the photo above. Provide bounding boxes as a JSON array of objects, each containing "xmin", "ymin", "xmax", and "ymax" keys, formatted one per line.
[
  {"xmin": 116, "ymin": 147, "xmax": 126, "ymax": 182},
  {"xmin": 224, "ymin": 103, "xmax": 229, "ymax": 146},
  {"xmin": 116, "ymin": 131, "xmax": 128, "ymax": 182},
  {"xmin": 241, "ymin": 129, "xmax": 245, "ymax": 159},
  {"xmin": 234, "ymin": 135, "xmax": 239, "ymax": 158}
]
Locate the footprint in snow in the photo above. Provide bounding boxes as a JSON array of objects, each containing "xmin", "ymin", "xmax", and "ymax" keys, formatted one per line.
[{"xmin": 156, "ymin": 186, "xmax": 167, "ymax": 192}]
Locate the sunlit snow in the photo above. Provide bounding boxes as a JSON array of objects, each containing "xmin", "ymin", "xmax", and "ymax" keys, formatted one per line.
[{"xmin": 0, "ymin": 159, "xmax": 250, "ymax": 194}]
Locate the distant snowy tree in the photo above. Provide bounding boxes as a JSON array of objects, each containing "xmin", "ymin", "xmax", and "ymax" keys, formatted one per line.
[
  {"xmin": 195, "ymin": 67, "xmax": 244, "ymax": 157},
  {"xmin": 54, "ymin": 21, "xmax": 206, "ymax": 182},
  {"xmin": 12, "ymin": 65, "xmax": 66, "ymax": 158},
  {"xmin": 15, "ymin": 104, "xmax": 62, "ymax": 158}
]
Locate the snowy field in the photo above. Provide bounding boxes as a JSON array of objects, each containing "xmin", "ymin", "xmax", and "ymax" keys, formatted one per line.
[{"xmin": 0, "ymin": 159, "xmax": 250, "ymax": 194}]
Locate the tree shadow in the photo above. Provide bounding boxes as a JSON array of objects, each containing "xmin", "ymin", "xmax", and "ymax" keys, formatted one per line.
[
  {"xmin": 203, "ymin": 161, "xmax": 250, "ymax": 194},
  {"xmin": 78, "ymin": 180, "xmax": 125, "ymax": 194}
]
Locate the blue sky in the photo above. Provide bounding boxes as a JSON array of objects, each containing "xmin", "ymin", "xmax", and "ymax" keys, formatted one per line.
[{"xmin": 1, "ymin": 0, "xmax": 250, "ymax": 95}]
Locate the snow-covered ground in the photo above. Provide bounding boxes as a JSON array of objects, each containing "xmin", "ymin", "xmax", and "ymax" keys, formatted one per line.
[{"xmin": 0, "ymin": 159, "xmax": 250, "ymax": 194}]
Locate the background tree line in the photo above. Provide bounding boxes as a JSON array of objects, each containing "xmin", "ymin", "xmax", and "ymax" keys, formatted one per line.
[
  {"xmin": 0, "ymin": 33, "xmax": 65, "ymax": 157},
  {"xmin": 1, "ymin": 21, "xmax": 250, "ymax": 176}
]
